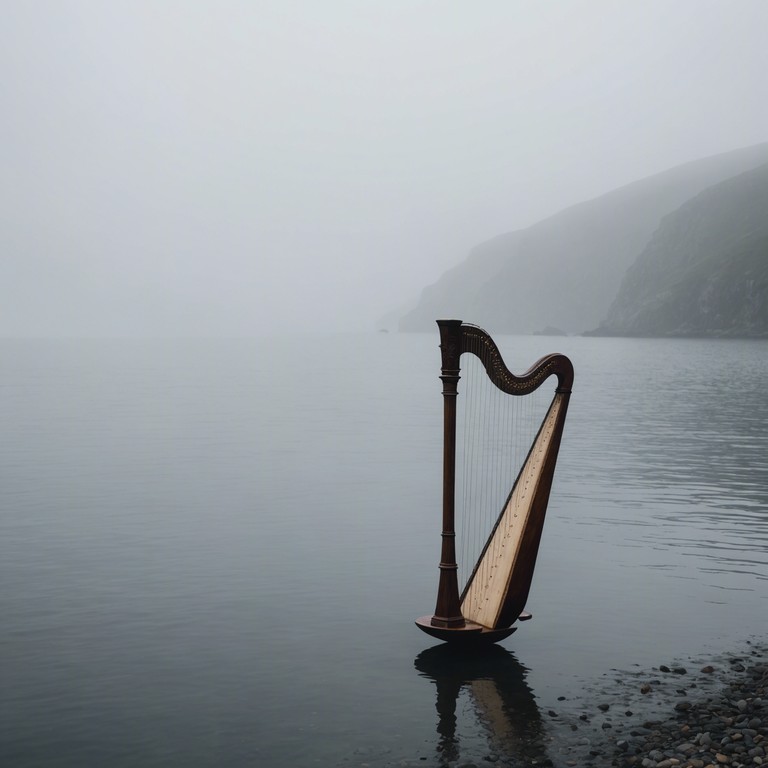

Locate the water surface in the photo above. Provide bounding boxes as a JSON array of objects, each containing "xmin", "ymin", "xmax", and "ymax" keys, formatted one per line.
[{"xmin": 1, "ymin": 334, "xmax": 766, "ymax": 766}]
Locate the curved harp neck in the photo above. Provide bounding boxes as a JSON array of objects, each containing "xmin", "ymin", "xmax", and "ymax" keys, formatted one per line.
[{"xmin": 438, "ymin": 319, "xmax": 573, "ymax": 394}]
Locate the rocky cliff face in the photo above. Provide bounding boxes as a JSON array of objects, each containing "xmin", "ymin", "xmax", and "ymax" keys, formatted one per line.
[
  {"xmin": 399, "ymin": 143, "xmax": 768, "ymax": 335},
  {"xmin": 590, "ymin": 163, "xmax": 768, "ymax": 338}
]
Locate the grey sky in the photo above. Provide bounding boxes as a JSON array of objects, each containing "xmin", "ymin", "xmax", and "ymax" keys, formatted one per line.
[{"xmin": 2, "ymin": 1, "xmax": 766, "ymax": 336}]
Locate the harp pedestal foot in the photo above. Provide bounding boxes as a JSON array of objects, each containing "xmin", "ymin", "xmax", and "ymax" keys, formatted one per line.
[{"xmin": 415, "ymin": 615, "xmax": 518, "ymax": 645}]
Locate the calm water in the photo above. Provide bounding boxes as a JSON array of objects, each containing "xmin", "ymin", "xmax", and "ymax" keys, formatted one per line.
[{"xmin": 1, "ymin": 333, "xmax": 767, "ymax": 767}]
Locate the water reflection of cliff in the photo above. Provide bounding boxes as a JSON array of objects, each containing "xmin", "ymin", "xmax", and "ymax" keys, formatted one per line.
[{"xmin": 414, "ymin": 645, "xmax": 548, "ymax": 766}]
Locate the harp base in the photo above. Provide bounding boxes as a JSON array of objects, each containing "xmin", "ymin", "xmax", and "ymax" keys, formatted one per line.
[{"xmin": 415, "ymin": 615, "xmax": 519, "ymax": 645}]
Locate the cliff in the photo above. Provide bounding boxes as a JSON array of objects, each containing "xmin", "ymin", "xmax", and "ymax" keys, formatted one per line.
[
  {"xmin": 399, "ymin": 143, "xmax": 768, "ymax": 335},
  {"xmin": 590, "ymin": 163, "xmax": 768, "ymax": 338}
]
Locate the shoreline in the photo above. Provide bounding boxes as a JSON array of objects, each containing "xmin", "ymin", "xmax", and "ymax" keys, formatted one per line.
[
  {"xmin": 545, "ymin": 641, "xmax": 767, "ymax": 767},
  {"xmin": 392, "ymin": 641, "xmax": 767, "ymax": 767}
]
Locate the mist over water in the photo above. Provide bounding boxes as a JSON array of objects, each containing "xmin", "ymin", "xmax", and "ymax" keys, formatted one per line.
[
  {"xmin": 2, "ymin": 2, "xmax": 768, "ymax": 336},
  {"xmin": 1, "ymin": 333, "xmax": 766, "ymax": 766},
  {"xmin": 3, "ymin": 4, "xmax": 767, "ymax": 765}
]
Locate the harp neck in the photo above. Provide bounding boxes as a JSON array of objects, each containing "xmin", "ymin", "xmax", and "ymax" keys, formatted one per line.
[{"xmin": 438, "ymin": 319, "xmax": 573, "ymax": 394}]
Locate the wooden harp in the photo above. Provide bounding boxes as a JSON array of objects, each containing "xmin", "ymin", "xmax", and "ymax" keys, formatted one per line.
[{"xmin": 416, "ymin": 320, "xmax": 573, "ymax": 644}]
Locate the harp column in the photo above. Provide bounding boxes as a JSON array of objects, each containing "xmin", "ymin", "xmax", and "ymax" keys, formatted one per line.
[{"xmin": 431, "ymin": 319, "xmax": 465, "ymax": 628}]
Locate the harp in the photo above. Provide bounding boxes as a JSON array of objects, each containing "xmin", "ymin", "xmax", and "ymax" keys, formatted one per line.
[{"xmin": 416, "ymin": 320, "xmax": 573, "ymax": 644}]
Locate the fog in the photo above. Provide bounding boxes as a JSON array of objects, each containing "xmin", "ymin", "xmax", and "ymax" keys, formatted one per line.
[{"xmin": 2, "ymin": 1, "xmax": 766, "ymax": 336}]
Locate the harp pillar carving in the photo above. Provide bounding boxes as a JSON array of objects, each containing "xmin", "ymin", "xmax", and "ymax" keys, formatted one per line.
[{"xmin": 431, "ymin": 319, "xmax": 465, "ymax": 628}]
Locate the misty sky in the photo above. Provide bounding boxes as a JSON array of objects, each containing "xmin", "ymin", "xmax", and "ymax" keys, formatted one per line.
[{"xmin": 2, "ymin": 1, "xmax": 767, "ymax": 336}]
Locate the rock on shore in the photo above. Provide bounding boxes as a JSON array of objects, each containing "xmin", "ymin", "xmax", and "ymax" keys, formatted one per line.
[{"xmin": 547, "ymin": 642, "xmax": 767, "ymax": 768}]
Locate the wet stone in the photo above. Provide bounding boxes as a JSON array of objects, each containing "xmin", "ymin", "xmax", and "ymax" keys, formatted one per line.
[{"xmin": 556, "ymin": 646, "xmax": 768, "ymax": 768}]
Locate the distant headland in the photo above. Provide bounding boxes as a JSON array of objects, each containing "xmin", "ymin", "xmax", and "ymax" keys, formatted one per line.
[{"xmin": 397, "ymin": 143, "xmax": 768, "ymax": 339}]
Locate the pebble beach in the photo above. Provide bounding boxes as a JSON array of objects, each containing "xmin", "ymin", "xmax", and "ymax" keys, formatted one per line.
[
  {"xmin": 546, "ymin": 641, "xmax": 767, "ymax": 768},
  {"xmin": 391, "ymin": 642, "xmax": 767, "ymax": 768}
]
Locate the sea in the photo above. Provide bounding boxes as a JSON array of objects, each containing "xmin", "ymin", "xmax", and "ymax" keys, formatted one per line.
[{"xmin": 1, "ymin": 332, "xmax": 767, "ymax": 767}]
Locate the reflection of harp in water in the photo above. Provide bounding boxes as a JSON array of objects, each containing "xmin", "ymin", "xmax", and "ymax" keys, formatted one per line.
[
  {"xmin": 414, "ymin": 644, "xmax": 546, "ymax": 766},
  {"xmin": 416, "ymin": 320, "xmax": 574, "ymax": 644}
]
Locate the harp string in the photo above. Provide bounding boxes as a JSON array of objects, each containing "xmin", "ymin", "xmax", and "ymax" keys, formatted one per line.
[{"xmin": 456, "ymin": 347, "xmax": 550, "ymax": 602}]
